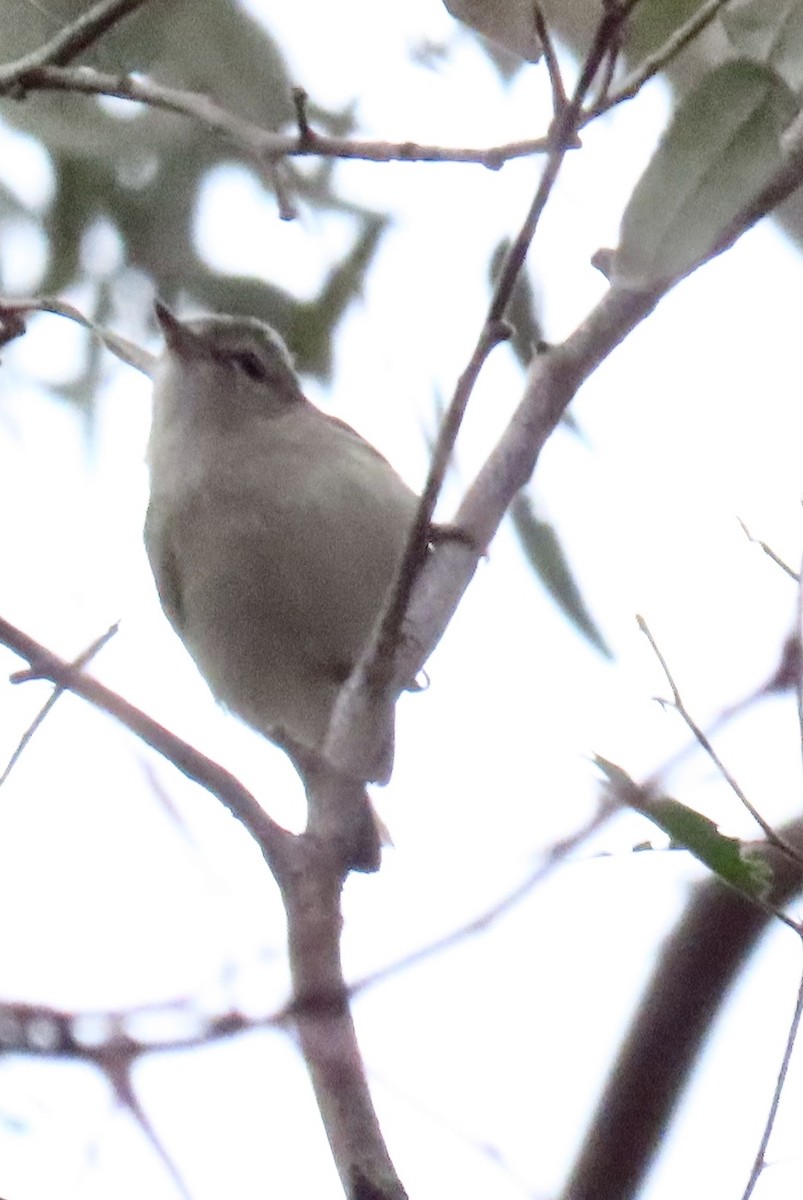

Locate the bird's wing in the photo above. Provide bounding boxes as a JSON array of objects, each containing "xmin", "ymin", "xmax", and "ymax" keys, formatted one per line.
[{"xmin": 143, "ymin": 502, "xmax": 187, "ymax": 635}]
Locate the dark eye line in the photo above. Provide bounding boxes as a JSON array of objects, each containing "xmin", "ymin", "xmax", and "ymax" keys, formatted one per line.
[{"xmin": 230, "ymin": 349, "xmax": 268, "ymax": 382}]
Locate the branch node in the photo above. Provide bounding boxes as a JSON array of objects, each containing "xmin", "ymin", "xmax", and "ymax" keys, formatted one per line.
[{"xmin": 291, "ymin": 85, "xmax": 314, "ymax": 149}]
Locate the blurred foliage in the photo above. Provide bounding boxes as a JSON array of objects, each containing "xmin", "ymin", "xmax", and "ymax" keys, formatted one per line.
[
  {"xmin": 488, "ymin": 237, "xmax": 577, "ymax": 433},
  {"xmin": 595, "ymin": 756, "xmax": 776, "ymax": 903},
  {"xmin": 0, "ymin": 0, "xmax": 386, "ymax": 392},
  {"xmin": 487, "ymin": 242, "xmax": 606, "ymax": 653},
  {"xmin": 722, "ymin": 0, "xmax": 803, "ymax": 93},
  {"xmin": 615, "ymin": 60, "xmax": 797, "ymax": 287},
  {"xmin": 489, "ymin": 238, "xmax": 544, "ymax": 368},
  {"xmin": 511, "ymin": 492, "xmax": 611, "ymax": 657}
]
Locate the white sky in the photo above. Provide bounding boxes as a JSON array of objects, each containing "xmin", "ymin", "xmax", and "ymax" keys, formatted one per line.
[{"xmin": 0, "ymin": 2, "xmax": 802, "ymax": 1199}]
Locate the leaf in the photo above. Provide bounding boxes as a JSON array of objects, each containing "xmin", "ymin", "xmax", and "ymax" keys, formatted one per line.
[
  {"xmin": 625, "ymin": 0, "xmax": 712, "ymax": 65},
  {"xmin": 511, "ymin": 493, "xmax": 611, "ymax": 657},
  {"xmin": 594, "ymin": 756, "xmax": 775, "ymax": 901},
  {"xmin": 489, "ymin": 240, "xmax": 544, "ymax": 369},
  {"xmin": 642, "ymin": 797, "xmax": 774, "ymax": 900},
  {"xmin": 0, "ymin": 295, "xmax": 154, "ymax": 376},
  {"xmin": 614, "ymin": 61, "xmax": 798, "ymax": 287},
  {"xmin": 1, "ymin": 0, "xmax": 385, "ymax": 414},
  {"xmin": 722, "ymin": 0, "xmax": 803, "ymax": 93},
  {"xmin": 489, "ymin": 241, "xmax": 579, "ymax": 433}
]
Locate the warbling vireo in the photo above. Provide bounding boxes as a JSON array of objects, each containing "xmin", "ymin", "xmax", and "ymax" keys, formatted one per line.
[{"xmin": 145, "ymin": 302, "xmax": 418, "ymax": 871}]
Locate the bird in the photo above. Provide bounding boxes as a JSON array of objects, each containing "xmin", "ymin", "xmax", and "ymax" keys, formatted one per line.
[{"xmin": 144, "ymin": 301, "xmax": 419, "ymax": 871}]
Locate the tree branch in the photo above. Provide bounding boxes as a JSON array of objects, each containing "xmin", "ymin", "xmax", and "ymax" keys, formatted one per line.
[
  {"xmin": 0, "ymin": 616, "xmax": 408, "ymax": 1197},
  {"xmin": 0, "ymin": 0, "xmax": 155, "ymax": 81},
  {"xmin": 396, "ymin": 107, "xmax": 803, "ymax": 720},
  {"xmin": 561, "ymin": 817, "xmax": 803, "ymax": 1200},
  {"xmin": 0, "ymin": 62, "xmax": 551, "ymax": 170},
  {"xmin": 325, "ymin": 0, "xmax": 635, "ymax": 777},
  {"xmin": 0, "ymin": 615, "xmax": 289, "ymax": 872}
]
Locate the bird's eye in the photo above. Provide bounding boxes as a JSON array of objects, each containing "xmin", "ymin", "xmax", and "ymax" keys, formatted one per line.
[{"xmin": 232, "ymin": 350, "xmax": 267, "ymax": 382}]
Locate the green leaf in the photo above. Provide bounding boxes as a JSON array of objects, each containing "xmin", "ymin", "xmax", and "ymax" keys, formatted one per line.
[
  {"xmin": 643, "ymin": 797, "xmax": 774, "ymax": 900},
  {"xmin": 614, "ymin": 61, "xmax": 798, "ymax": 287},
  {"xmin": 595, "ymin": 756, "xmax": 775, "ymax": 901},
  {"xmin": 511, "ymin": 493, "xmax": 611, "ymax": 657},
  {"xmin": 489, "ymin": 240, "xmax": 544, "ymax": 370},
  {"xmin": 722, "ymin": 0, "xmax": 803, "ymax": 93},
  {"xmin": 624, "ymin": 0, "xmax": 712, "ymax": 65}
]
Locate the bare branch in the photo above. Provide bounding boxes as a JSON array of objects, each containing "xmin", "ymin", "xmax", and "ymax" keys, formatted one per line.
[
  {"xmin": 0, "ymin": 63, "xmax": 551, "ymax": 170},
  {"xmin": 325, "ymin": 1, "xmax": 634, "ymax": 777},
  {"xmin": 0, "ymin": 614, "xmax": 290, "ymax": 872},
  {"xmin": 638, "ymin": 615, "xmax": 803, "ymax": 864},
  {"xmin": 741, "ymin": 948, "xmax": 803, "ymax": 1199},
  {"xmin": 350, "ymin": 800, "xmax": 615, "ymax": 999},
  {"xmin": 561, "ymin": 817, "xmax": 803, "ymax": 1200},
  {"xmin": 739, "ymin": 518, "xmax": 800, "ymax": 581},
  {"xmin": 1, "ymin": 621, "xmax": 118, "ymax": 788},
  {"xmin": 0, "ymin": 614, "xmax": 408, "ymax": 1196},
  {"xmin": 398, "ymin": 110, "xmax": 803, "ymax": 716},
  {"xmin": 587, "ymin": 0, "xmax": 734, "ymax": 120},
  {"xmin": 0, "ymin": 0, "xmax": 155, "ymax": 80}
]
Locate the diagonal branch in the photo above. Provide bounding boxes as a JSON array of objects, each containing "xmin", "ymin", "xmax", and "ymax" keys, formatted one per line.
[
  {"xmin": 0, "ymin": 615, "xmax": 408, "ymax": 1198},
  {"xmin": 0, "ymin": 0, "xmax": 155, "ymax": 81},
  {"xmin": 325, "ymin": 0, "xmax": 635, "ymax": 777},
  {"xmin": 0, "ymin": 615, "xmax": 289, "ymax": 872}
]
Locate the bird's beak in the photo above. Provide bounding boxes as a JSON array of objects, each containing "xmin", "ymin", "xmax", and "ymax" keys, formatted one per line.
[{"xmin": 154, "ymin": 300, "xmax": 202, "ymax": 357}]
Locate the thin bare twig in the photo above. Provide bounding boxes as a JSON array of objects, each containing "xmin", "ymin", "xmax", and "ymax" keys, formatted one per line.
[
  {"xmin": 532, "ymin": 3, "xmax": 567, "ymax": 114},
  {"xmin": 563, "ymin": 815, "xmax": 803, "ymax": 1200},
  {"xmin": 1, "ymin": 621, "xmax": 119, "ymax": 788},
  {"xmin": 0, "ymin": 0, "xmax": 154, "ymax": 82},
  {"xmin": 107, "ymin": 1064, "xmax": 195, "ymax": 1200},
  {"xmin": 291, "ymin": 84, "xmax": 312, "ymax": 144},
  {"xmin": 741, "ymin": 942, "xmax": 803, "ymax": 1199},
  {"xmin": 350, "ymin": 800, "xmax": 615, "ymax": 998},
  {"xmin": 797, "ymin": 544, "xmax": 803, "ymax": 785},
  {"xmin": 0, "ymin": 612, "xmax": 408, "ymax": 1196},
  {"xmin": 586, "ymin": 0, "xmax": 734, "ymax": 120},
  {"xmin": 393, "ymin": 106, "xmax": 803, "ymax": 733},
  {"xmin": 0, "ymin": 63, "xmax": 551, "ymax": 170},
  {"xmin": 324, "ymin": 0, "xmax": 641, "ymax": 778},
  {"xmin": 638, "ymin": 616, "xmax": 803, "ymax": 865},
  {"xmin": 739, "ymin": 518, "xmax": 799, "ymax": 581},
  {"xmin": 0, "ymin": 614, "xmax": 289, "ymax": 870}
]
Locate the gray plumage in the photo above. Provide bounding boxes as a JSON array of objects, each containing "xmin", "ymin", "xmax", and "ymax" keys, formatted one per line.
[{"xmin": 145, "ymin": 303, "xmax": 417, "ymax": 869}]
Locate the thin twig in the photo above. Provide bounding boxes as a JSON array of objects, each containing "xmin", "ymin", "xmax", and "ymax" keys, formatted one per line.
[
  {"xmin": 638, "ymin": 616, "xmax": 803, "ymax": 864},
  {"xmin": 0, "ymin": 63, "xmax": 551, "ymax": 169},
  {"xmin": 739, "ymin": 517, "xmax": 800, "ymax": 581},
  {"xmin": 402, "ymin": 110, "xmax": 803, "ymax": 693},
  {"xmin": 0, "ymin": 614, "xmax": 289, "ymax": 871},
  {"xmin": 586, "ymin": 0, "xmax": 734, "ymax": 120},
  {"xmin": 741, "ymin": 941, "xmax": 803, "ymax": 1200},
  {"xmin": 0, "ymin": 0, "xmax": 154, "ymax": 81},
  {"xmin": 797, "ymin": 545, "xmax": 803, "ymax": 785},
  {"xmin": 1, "ymin": 621, "xmax": 119, "ymax": 788},
  {"xmin": 107, "ymin": 1064, "xmax": 195, "ymax": 1200},
  {"xmin": 0, "ymin": 613, "xmax": 408, "ymax": 1194},
  {"xmin": 325, "ymin": 0, "xmax": 639, "ymax": 777},
  {"xmin": 350, "ymin": 800, "xmax": 615, "ymax": 998},
  {"xmin": 532, "ymin": 3, "xmax": 567, "ymax": 114},
  {"xmin": 563, "ymin": 815, "xmax": 803, "ymax": 1200},
  {"xmin": 291, "ymin": 85, "xmax": 312, "ymax": 144}
]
